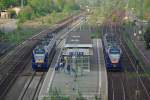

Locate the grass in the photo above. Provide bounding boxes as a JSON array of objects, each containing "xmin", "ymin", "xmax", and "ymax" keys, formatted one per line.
[
  {"xmin": 122, "ymin": 30, "xmax": 146, "ymax": 66},
  {"xmin": 122, "ymin": 22, "xmax": 150, "ymax": 71},
  {"xmin": 90, "ymin": 31, "xmax": 101, "ymax": 39},
  {"xmin": 126, "ymin": 71, "xmax": 150, "ymax": 79},
  {"xmin": 37, "ymin": 10, "xmax": 80, "ymax": 26},
  {"xmin": 43, "ymin": 86, "xmax": 87, "ymax": 100},
  {"xmin": 123, "ymin": 35, "xmax": 150, "ymax": 79},
  {"xmin": 90, "ymin": 32, "xmax": 98, "ymax": 38},
  {"xmin": 0, "ymin": 10, "xmax": 79, "ymax": 44},
  {"xmin": 43, "ymin": 96, "xmax": 69, "ymax": 100},
  {"xmin": 1, "ymin": 25, "xmax": 47, "ymax": 44}
]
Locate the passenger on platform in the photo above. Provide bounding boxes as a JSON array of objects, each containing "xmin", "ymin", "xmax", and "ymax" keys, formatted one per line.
[
  {"xmin": 55, "ymin": 66, "xmax": 58, "ymax": 71},
  {"xmin": 60, "ymin": 57, "xmax": 64, "ymax": 62},
  {"xmin": 55, "ymin": 63, "xmax": 60, "ymax": 71},
  {"xmin": 59, "ymin": 62, "xmax": 62, "ymax": 67},
  {"xmin": 59, "ymin": 62, "xmax": 64, "ymax": 71},
  {"xmin": 62, "ymin": 62, "xmax": 65, "ymax": 67}
]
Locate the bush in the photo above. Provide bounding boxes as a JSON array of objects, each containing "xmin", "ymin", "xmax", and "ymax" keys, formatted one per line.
[
  {"xmin": 18, "ymin": 6, "xmax": 33, "ymax": 23},
  {"xmin": 0, "ymin": 30, "xmax": 5, "ymax": 41},
  {"xmin": 8, "ymin": 9, "xmax": 17, "ymax": 18},
  {"xmin": 112, "ymin": 15, "xmax": 117, "ymax": 22},
  {"xmin": 0, "ymin": 30, "xmax": 4, "ymax": 37}
]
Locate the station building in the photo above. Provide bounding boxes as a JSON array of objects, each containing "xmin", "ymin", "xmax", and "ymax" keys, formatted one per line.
[{"xmin": 63, "ymin": 31, "xmax": 93, "ymax": 73}]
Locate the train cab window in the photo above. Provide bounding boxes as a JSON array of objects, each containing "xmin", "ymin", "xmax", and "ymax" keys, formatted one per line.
[
  {"xmin": 35, "ymin": 49, "xmax": 45, "ymax": 54},
  {"xmin": 109, "ymin": 49, "xmax": 120, "ymax": 54}
]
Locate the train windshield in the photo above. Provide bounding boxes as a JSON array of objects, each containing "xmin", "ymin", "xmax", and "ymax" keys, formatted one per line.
[
  {"xmin": 34, "ymin": 48, "xmax": 45, "ymax": 54},
  {"xmin": 110, "ymin": 48, "xmax": 120, "ymax": 54}
]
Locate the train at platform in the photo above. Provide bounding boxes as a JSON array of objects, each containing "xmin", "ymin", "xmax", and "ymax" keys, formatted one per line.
[
  {"xmin": 32, "ymin": 33, "xmax": 56, "ymax": 71},
  {"xmin": 102, "ymin": 33, "xmax": 122, "ymax": 71}
]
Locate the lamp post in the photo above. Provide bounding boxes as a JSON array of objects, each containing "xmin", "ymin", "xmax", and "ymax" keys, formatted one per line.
[
  {"xmin": 125, "ymin": 0, "xmax": 129, "ymax": 9},
  {"xmin": 140, "ymin": 0, "xmax": 144, "ymax": 19},
  {"xmin": 135, "ymin": 59, "xmax": 140, "ymax": 99}
]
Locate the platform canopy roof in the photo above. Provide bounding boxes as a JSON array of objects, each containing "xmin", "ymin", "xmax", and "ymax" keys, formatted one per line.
[{"xmin": 65, "ymin": 31, "xmax": 92, "ymax": 48}]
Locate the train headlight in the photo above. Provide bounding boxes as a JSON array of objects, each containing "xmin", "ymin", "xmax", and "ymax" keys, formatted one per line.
[{"xmin": 36, "ymin": 60, "xmax": 44, "ymax": 63}]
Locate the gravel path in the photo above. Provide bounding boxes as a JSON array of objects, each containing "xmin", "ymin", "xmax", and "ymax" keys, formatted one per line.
[{"xmin": 0, "ymin": 19, "xmax": 17, "ymax": 32}]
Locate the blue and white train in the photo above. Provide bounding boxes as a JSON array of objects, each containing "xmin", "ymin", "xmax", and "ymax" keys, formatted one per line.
[
  {"xmin": 32, "ymin": 34, "xmax": 56, "ymax": 71},
  {"xmin": 103, "ymin": 33, "xmax": 122, "ymax": 70}
]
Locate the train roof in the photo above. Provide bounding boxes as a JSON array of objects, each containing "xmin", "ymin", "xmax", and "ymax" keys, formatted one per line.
[
  {"xmin": 34, "ymin": 45, "xmax": 44, "ymax": 51},
  {"xmin": 33, "ymin": 34, "xmax": 56, "ymax": 51},
  {"xmin": 104, "ymin": 33, "xmax": 117, "ymax": 42},
  {"xmin": 103, "ymin": 33, "xmax": 120, "ymax": 48}
]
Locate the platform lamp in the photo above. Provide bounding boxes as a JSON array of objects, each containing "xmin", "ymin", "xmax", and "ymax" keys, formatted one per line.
[
  {"xmin": 72, "ymin": 51, "xmax": 79, "ymax": 94},
  {"xmin": 96, "ymin": 22, "xmax": 101, "ymax": 38}
]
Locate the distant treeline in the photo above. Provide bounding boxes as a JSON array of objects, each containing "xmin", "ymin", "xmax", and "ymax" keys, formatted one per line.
[
  {"xmin": 0, "ymin": 0, "xmax": 80, "ymax": 22},
  {"xmin": 0, "ymin": 0, "xmax": 27, "ymax": 9},
  {"xmin": 0, "ymin": 0, "xmax": 79, "ymax": 10}
]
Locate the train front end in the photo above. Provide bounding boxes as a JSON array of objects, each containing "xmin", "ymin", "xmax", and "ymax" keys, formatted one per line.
[
  {"xmin": 106, "ymin": 47, "xmax": 122, "ymax": 70},
  {"xmin": 32, "ymin": 47, "xmax": 49, "ymax": 71}
]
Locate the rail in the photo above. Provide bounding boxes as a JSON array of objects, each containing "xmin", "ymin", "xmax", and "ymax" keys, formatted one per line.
[
  {"xmin": 0, "ymin": 12, "xmax": 84, "ymax": 99},
  {"xmin": 18, "ymin": 72, "xmax": 45, "ymax": 100},
  {"xmin": 120, "ymin": 26, "xmax": 150, "ymax": 99}
]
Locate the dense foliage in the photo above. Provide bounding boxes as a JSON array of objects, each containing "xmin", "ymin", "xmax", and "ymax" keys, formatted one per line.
[
  {"xmin": 76, "ymin": 0, "xmax": 150, "ymax": 20},
  {"xmin": 126, "ymin": 0, "xmax": 150, "ymax": 19},
  {"xmin": 0, "ymin": 0, "xmax": 80, "ymax": 22},
  {"xmin": 0, "ymin": 0, "xmax": 27, "ymax": 10},
  {"xmin": 144, "ymin": 26, "xmax": 150, "ymax": 49},
  {"xmin": 18, "ymin": 0, "xmax": 79, "ymax": 22},
  {"xmin": 0, "ymin": 0, "xmax": 80, "ymax": 42}
]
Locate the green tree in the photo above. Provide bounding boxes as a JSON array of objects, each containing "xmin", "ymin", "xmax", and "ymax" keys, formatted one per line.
[
  {"xmin": 17, "ymin": 0, "xmax": 80, "ymax": 22},
  {"xmin": 144, "ymin": 26, "xmax": 150, "ymax": 49},
  {"xmin": 0, "ymin": 0, "xmax": 19, "ymax": 8},
  {"xmin": 65, "ymin": 0, "xmax": 80, "ymax": 10},
  {"xmin": 0, "ymin": 1, "xmax": 4, "ymax": 10},
  {"xmin": 18, "ymin": 6, "xmax": 33, "ymax": 22},
  {"xmin": 54, "ymin": 0, "xmax": 65, "ymax": 12},
  {"xmin": 28, "ymin": 0, "xmax": 53, "ymax": 15}
]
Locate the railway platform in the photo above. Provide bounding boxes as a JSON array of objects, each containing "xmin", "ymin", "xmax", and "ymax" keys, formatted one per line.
[{"xmin": 38, "ymin": 38, "xmax": 108, "ymax": 100}]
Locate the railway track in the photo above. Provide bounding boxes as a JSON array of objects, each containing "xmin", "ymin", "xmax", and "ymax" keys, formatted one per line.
[
  {"xmin": 120, "ymin": 26, "xmax": 150, "ymax": 100},
  {"xmin": 121, "ymin": 41, "xmax": 150, "ymax": 100},
  {"xmin": 38, "ymin": 16, "xmax": 87, "ymax": 100},
  {"xmin": 18, "ymin": 72, "xmax": 45, "ymax": 100},
  {"xmin": 0, "ymin": 41, "xmax": 35, "ymax": 75},
  {"xmin": 102, "ymin": 17, "xmax": 150, "ymax": 99},
  {"xmin": 0, "ymin": 43, "xmax": 15, "ymax": 58},
  {"xmin": 114, "ymin": 23, "xmax": 150, "ymax": 100},
  {"xmin": 102, "ymin": 24, "xmax": 128, "ymax": 100},
  {"xmin": 0, "ymin": 13, "xmax": 84, "ymax": 100},
  {"xmin": 108, "ymin": 72, "xmax": 126, "ymax": 100},
  {"xmin": 17, "ymin": 36, "xmax": 65, "ymax": 100},
  {"xmin": 80, "ymin": 9, "xmax": 150, "ymax": 100},
  {"xmin": 0, "ymin": 42, "xmax": 34, "ymax": 100}
]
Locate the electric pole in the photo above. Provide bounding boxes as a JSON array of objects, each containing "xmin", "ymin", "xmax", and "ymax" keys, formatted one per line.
[
  {"xmin": 140, "ymin": 0, "xmax": 144, "ymax": 19},
  {"xmin": 21, "ymin": 0, "xmax": 24, "ymax": 8}
]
